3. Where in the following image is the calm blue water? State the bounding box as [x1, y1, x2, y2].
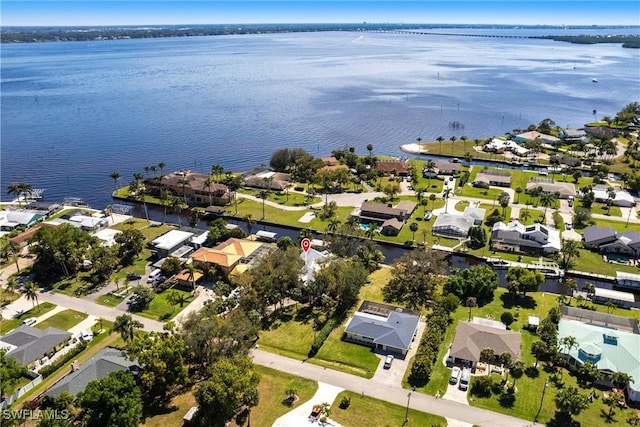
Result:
[2, 29, 639, 208]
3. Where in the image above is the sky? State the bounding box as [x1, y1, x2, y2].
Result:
[2, 1, 639, 27]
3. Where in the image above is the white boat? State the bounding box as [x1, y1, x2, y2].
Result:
[592, 78, 598, 83]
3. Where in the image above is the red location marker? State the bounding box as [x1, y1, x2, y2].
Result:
[301, 238, 311, 253]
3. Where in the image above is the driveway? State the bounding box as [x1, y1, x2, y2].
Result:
[272, 382, 345, 427]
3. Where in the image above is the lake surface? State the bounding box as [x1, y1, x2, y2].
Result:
[2, 28, 639, 208]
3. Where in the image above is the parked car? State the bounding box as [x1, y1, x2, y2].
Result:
[383, 355, 394, 369]
[126, 273, 142, 281]
[424, 211, 433, 220]
[22, 317, 37, 326]
[126, 295, 139, 304]
[449, 366, 461, 385]
[459, 368, 471, 391]
[566, 223, 573, 230]
[79, 330, 93, 342]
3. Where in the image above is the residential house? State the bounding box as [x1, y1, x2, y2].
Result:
[526, 180, 576, 199]
[432, 206, 486, 239]
[592, 185, 635, 207]
[558, 317, 640, 402]
[374, 160, 410, 176]
[44, 347, 141, 399]
[491, 220, 561, 254]
[449, 319, 521, 370]
[145, 170, 231, 206]
[474, 170, 512, 187]
[0, 325, 71, 369]
[617, 271, 640, 291]
[0, 211, 45, 231]
[583, 226, 617, 249]
[435, 162, 462, 176]
[380, 218, 404, 236]
[549, 154, 581, 167]
[483, 138, 529, 157]
[344, 301, 420, 356]
[558, 128, 587, 143]
[319, 157, 349, 173]
[515, 131, 560, 145]
[358, 201, 416, 225]
[149, 230, 194, 259]
[191, 238, 268, 276]
[300, 248, 329, 284]
[242, 170, 291, 191]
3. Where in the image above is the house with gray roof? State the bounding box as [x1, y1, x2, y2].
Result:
[0, 325, 71, 369]
[559, 318, 640, 402]
[474, 171, 512, 187]
[44, 347, 140, 399]
[344, 301, 420, 356]
[449, 321, 521, 370]
[526, 181, 576, 199]
[432, 206, 486, 238]
[583, 226, 617, 249]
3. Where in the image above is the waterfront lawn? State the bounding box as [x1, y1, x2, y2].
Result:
[237, 187, 321, 207]
[137, 288, 194, 321]
[331, 391, 447, 427]
[34, 309, 87, 331]
[0, 302, 57, 334]
[374, 198, 445, 246]
[572, 248, 640, 277]
[358, 268, 392, 304]
[588, 217, 640, 233]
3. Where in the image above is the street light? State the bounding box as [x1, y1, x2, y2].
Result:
[534, 380, 549, 422]
[404, 389, 414, 425]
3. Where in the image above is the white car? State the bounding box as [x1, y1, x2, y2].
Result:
[449, 366, 461, 385]
[80, 330, 93, 342]
[383, 355, 394, 369]
[566, 223, 573, 230]
[22, 317, 37, 326]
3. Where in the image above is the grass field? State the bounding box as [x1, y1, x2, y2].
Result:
[331, 391, 447, 427]
[34, 309, 88, 331]
[0, 302, 57, 334]
[136, 288, 194, 321]
[95, 293, 125, 307]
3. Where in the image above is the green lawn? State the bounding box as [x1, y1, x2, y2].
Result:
[588, 217, 640, 233]
[237, 187, 321, 207]
[331, 391, 447, 427]
[136, 288, 194, 321]
[35, 309, 88, 331]
[0, 302, 57, 334]
[571, 248, 640, 277]
[0, 287, 20, 307]
[259, 307, 317, 360]
[95, 293, 125, 307]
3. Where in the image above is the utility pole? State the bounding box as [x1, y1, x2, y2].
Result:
[534, 381, 549, 423]
[404, 389, 413, 425]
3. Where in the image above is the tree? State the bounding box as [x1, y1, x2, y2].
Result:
[311, 258, 368, 315]
[382, 249, 447, 310]
[170, 196, 186, 227]
[515, 186, 523, 203]
[159, 189, 171, 224]
[573, 206, 592, 228]
[194, 356, 260, 427]
[109, 171, 121, 192]
[76, 370, 142, 427]
[611, 371, 633, 390]
[424, 160, 436, 188]
[29, 223, 95, 280]
[584, 282, 596, 298]
[443, 188, 452, 213]
[509, 360, 525, 389]
[23, 281, 39, 310]
[560, 239, 581, 272]
[443, 265, 498, 306]
[450, 135, 457, 155]
[355, 241, 385, 272]
[480, 348, 495, 370]
[112, 314, 143, 344]
[540, 192, 556, 217]
[383, 182, 401, 201]
[129, 330, 188, 404]
[2, 239, 22, 273]
[115, 228, 145, 266]
[467, 226, 487, 249]
[130, 286, 155, 311]
[244, 213, 256, 236]
[366, 144, 373, 157]
[257, 189, 269, 219]
[178, 178, 190, 204]
[560, 335, 578, 367]
[565, 278, 578, 305]
[554, 386, 590, 418]
[436, 136, 444, 154]
[505, 266, 544, 298]
[501, 311, 514, 327]
[161, 256, 182, 278]
[1, 348, 28, 398]
[409, 222, 419, 241]
[498, 192, 510, 217]
[89, 244, 119, 285]
[531, 340, 548, 367]
[204, 175, 216, 206]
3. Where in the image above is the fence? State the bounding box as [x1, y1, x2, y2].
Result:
[0, 371, 43, 410]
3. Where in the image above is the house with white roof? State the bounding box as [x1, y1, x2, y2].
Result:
[149, 230, 194, 258]
[432, 206, 486, 239]
[300, 248, 329, 284]
[592, 185, 635, 207]
[559, 318, 640, 402]
[483, 138, 530, 157]
[491, 220, 561, 254]
[0, 211, 45, 231]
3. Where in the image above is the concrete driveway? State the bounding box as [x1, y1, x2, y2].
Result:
[272, 382, 344, 427]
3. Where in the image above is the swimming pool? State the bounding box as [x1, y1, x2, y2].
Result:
[359, 223, 372, 231]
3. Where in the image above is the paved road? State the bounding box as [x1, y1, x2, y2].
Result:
[251, 350, 532, 427]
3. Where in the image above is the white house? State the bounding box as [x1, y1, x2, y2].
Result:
[491, 220, 561, 254]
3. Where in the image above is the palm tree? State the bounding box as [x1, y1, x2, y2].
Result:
[23, 281, 39, 310]
[326, 217, 340, 233]
[429, 193, 436, 210]
[366, 144, 373, 157]
[112, 314, 143, 344]
[480, 348, 495, 372]
[436, 136, 444, 154]
[109, 172, 121, 193]
[515, 186, 523, 204]
[560, 336, 578, 367]
[157, 162, 166, 172]
[170, 196, 186, 227]
[450, 135, 457, 155]
[610, 371, 633, 390]
[420, 198, 429, 216]
[424, 160, 436, 189]
[561, 239, 580, 272]
[204, 175, 215, 206]
[365, 225, 376, 240]
[178, 178, 191, 204]
[257, 190, 269, 219]
[443, 188, 452, 213]
[5, 240, 22, 273]
[159, 189, 171, 224]
[7, 182, 30, 206]
[244, 214, 256, 236]
[185, 263, 199, 292]
[540, 192, 555, 217]
[409, 222, 419, 241]
[509, 360, 526, 390]
[566, 278, 578, 305]
[584, 282, 596, 298]
[211, 164, 224, 181]
[136, 185, 149, 222]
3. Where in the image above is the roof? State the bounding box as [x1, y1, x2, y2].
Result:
[583, 226, 617, 244]
[475, 171, 512, 185]
[215, 238, 263, 258]
[1, 325, 71, 366]
[449, 321, 521, 363]
[433, 214, 474, 233]
[515, 131, 560, 143]
[45, 347, 140, 398]
[374, 161, 410, 174]
[435, 162, 462, 172]
[150, 171, 229, 194]
[593, 287, 635, 303]
[381, 218, 403, 230]
[300, 248, 329, 283]
[526, 181, 576, 197]
[191, 247, 242, 268]
[360, 202, 403, 217]
[558, 319, 639, 393]
[345, 310, 420, 352]
[151, 230, 194, 250]
[0, 211, 44, 226]
[463, 206, 486, 222]
[395, 200, 417, 214]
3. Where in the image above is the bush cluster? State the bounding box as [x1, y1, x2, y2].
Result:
[39, 341, 88, 378]
[308, 317, 339, 357]
[408, 302, 452, 386]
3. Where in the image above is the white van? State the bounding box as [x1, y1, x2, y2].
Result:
[459, 368, 471, 391]
[147, 268, 162, 283]
[23, 317, 37, 326]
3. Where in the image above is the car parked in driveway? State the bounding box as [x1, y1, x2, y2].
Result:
[22, 317, 37, 326]
[383, 355, 394, 369]
[449, 366, 461, 385]
[126, 273, 142, 281]
[459, 368, 471, 391]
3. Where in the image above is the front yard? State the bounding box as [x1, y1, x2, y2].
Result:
[34, 309, 88, 331]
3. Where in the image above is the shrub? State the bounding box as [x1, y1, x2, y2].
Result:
[39, 341, 88, 378]
[308, 317, 339, 357]
[339, 395, 351, 409]
[470, 376, 493, 397]
[500, 311, 514, 327]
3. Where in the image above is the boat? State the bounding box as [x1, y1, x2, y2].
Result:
[592, 78, 598, 83]
[487, 258, 510, 269]
[537, 268, 564, 279]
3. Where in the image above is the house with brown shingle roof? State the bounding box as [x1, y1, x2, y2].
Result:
[190, 238, 267, 276]
[449, 320, 521, 369]
[374, 160, 410, 176]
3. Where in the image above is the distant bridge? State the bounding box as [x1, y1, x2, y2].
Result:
[354, 29, 532, 40]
